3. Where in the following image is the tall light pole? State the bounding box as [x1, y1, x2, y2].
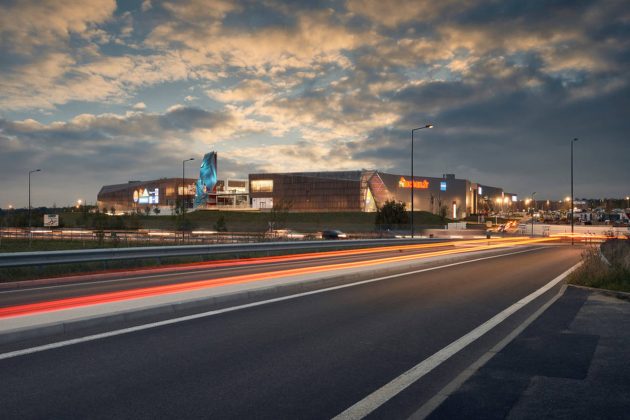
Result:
[626, 196, 629, 209]
[531, 192, 536, 237]
[28, 169, 41, 247]
[571, 138, 577, 245]
[182, 158, 194, 242]
[410, 124, 434, 238]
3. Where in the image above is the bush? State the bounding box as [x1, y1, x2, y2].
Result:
[569, 239, 630, 292]
[375, 200, 409, 229]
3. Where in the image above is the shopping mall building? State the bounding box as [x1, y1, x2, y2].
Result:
[96, 152, 516, 218]
[97, 177, 248, 214]
[249, 170, 515, 219]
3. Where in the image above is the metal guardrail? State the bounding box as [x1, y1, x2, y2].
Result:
[0, 239, 446, 268]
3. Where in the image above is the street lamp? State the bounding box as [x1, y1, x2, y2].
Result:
[28, 169, 41, 247]
[181, 158, 194, 242]
[410, 124, 434, 238]
[626, 196, 629, 209]
[531, 192, 536, 237]
[571, 138, 578, 245]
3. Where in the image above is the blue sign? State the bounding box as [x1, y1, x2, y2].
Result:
[440, 181, 447, 191]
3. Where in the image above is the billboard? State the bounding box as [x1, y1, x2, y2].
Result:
[44, 214, 59, 227]
[133, 187, 159, 204]
[195, 151, 218, 207]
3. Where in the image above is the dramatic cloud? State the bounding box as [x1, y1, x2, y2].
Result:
[1, 0, 629, 207]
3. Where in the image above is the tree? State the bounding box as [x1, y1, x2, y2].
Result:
[153, 207, 161, 216]
[143, 206, 151, 216]
[375, 200, 408, 229]
[214, 215, 228, 232]
[269, 199, 293, 229]
[110, 206, 115, 215]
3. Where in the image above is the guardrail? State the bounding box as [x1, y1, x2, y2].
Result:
[0, 238, 447, 268]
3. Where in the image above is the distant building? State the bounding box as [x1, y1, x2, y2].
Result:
[97, 178, 196, 214]
[249, 170, 512, 218]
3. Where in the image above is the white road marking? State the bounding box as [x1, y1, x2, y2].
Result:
[0, 247, 541, 361]
[409, 284, 570, 419]
[332, 260, 582, 420]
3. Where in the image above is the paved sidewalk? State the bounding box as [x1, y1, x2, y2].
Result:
[427, 286, 630, 419]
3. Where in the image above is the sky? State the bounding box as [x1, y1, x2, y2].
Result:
[1, 0, 629, 208]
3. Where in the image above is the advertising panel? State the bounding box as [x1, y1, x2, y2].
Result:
[43, 214, 59, 227]
[133, 187, 159, 204]
[195, 151, 218, 207]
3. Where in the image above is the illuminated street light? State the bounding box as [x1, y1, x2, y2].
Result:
[531, 192, 536, 237]
[410, 124, 433, 238]
[181, 158, 195, 242]
[570, 138, 578, 245]
[626, 196, 629, 208]
[28, 169, 42, 248]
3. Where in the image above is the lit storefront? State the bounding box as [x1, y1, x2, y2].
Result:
[249, 171, 512, 218]
[97, 178, 197, 214]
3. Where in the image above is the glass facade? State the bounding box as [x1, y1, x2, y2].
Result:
[249, 171, 506, 218]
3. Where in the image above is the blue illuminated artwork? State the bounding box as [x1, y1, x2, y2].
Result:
[440, 181, 447, 191]
[194, 152, 218, 207]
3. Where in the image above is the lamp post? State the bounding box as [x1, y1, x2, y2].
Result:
[626, 196, 629, 209]
[28, 169, 41, 248]
[181, 158, 194, 242]
[531, 192, 536, 237]
[571, 138, 577, 245]
[410, 124, 433, 238]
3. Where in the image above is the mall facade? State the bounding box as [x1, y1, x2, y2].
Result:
[249, 170, 515, 219]
[97, 177, 248, 214]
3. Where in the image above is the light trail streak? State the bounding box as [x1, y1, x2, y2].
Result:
[36, 237, 543, 281]
[0, 237, 557, 319]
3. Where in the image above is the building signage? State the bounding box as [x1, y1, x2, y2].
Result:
[478, 186, 483, 195]
[43, 214, 59, 227]
[440, 181, 447, 191]
[398, 177, 429, 189]
[133, 188, 159, 204]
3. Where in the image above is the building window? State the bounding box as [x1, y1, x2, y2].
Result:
[251, 179, 273, 193]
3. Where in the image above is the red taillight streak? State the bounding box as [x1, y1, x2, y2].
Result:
[0, 237, 557, 319]
[58, 237, 530, 280]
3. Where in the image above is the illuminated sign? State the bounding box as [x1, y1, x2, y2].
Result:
[440, 181, 447, 191]
[136, 188, 159, 204]
[512, 195, 518, 202]
[398, 177, 429, 189]
[478, 186, 483, 195]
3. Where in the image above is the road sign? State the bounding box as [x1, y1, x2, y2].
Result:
[43, 214, 59, 227]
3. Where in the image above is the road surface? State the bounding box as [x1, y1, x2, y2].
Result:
[0, 244, 581, 419]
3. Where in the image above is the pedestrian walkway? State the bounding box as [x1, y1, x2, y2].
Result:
[426, 286, 630, 419]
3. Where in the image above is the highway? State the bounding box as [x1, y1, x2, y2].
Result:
[0, 238, 535, 310]
[0, 244, 581, 419]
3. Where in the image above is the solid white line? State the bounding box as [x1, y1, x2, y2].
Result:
[409, 283, 570, 419]
[0, 247, 540, 361]
[331, 260, 582, 420]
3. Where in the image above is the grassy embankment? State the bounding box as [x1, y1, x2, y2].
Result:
[568, 239, 630, 293]
[58, 210, 446, 232]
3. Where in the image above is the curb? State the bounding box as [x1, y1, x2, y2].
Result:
[0, 247, 538, 346]
[567, 284, 630, 301]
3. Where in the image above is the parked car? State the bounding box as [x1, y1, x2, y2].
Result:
[322, 229, 347, 239]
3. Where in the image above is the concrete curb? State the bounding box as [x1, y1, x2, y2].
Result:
[567, 284, 630, 301]
[0, 247, 538, 346]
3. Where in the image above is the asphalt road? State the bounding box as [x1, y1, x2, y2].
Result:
[0, 241, 460, 307]
[0, 245, 581, 419]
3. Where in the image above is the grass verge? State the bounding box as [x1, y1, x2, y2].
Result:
[568, 239, 630, 293]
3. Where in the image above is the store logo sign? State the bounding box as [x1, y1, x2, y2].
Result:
[398, 177, 429, 189]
